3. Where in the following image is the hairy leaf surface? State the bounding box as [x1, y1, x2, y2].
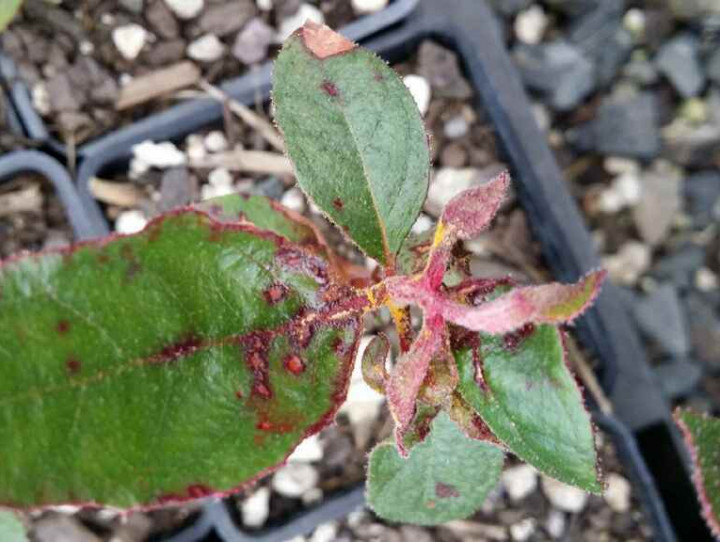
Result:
[0, 210, 361, 508]
[273, 22, 430, 265]
[368, 413, 504, 525]
[455, 325, 600, 492]
[675, 409, 720, 538]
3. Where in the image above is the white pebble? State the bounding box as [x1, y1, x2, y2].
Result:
[281, 188, 306, 213]
[241, 487, 270, 528]
[164, 0, 204, 19]
[187, 34, 225, 63]
[532, 102, 551, 132]
[204, 130, 229, 153]
[79, 40, 95, 55]
[695, 267, 719, 292]
[256, 0, 273, 10]
[515, 5, 547, 45]
[288, 435, 323, 463]
[201, 183, 234, 200]
[32, 83, 50, 116]
[623, 8, 645, 41]
[510, 518, 536, 542]
[615, 172, 642, 205]
[403, 75, 431, 116]
[311, 522, 338, 542]
[351, 0, 388, 14]
[502, 464, 538, 502]
[208, 167, 233, 187]
[185, 134, 207, 161]
[545, 509, 566, 538]
[604, 473, 631, 513]
[112, 24, 148, 60]
[133, 140, 186, 169]
[602, 241, 651, 286]
[604, 156, 640, 175]
[444, 115, 469, 139]
[278, 4, 324, 41]
[272, 463, 319, 498]
[541, 476, 588, 513]
[115, 210, 148, 234]
[411, 214, 433, 234]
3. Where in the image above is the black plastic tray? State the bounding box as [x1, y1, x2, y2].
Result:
[0, 150, 98, 240]
[0, 0, 419, 165]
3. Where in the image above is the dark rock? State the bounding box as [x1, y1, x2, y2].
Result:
[67, 57, 119, 105]
[46, 72, 81, 112]
[544, 0, 598, 16]
[487, 0, 531, 17]
[644, 8, 676, 51]
[567, 0, 624, 51]
[633, 283, 690, 356]
[655, 34, 706, 98]
[568, 92, 660, 159]
[663, 122, 720, 168]
[159, 168, 193, 211]
[651, 244, 706, 290]
[199, 1, 256, 37]
[416, 41, 473, 100]
[145, 39, 186, 66]
[685, 293, 720, 371]
[275, 0, 302, 19]
[146, 0, 180, 40]
[684, 171, 720, 228]
[513, 40, 595, 111]
[654, 358, 703, 399]
[257, 177, 284, 200]
[57, 111, 94, 134]
[232, 18, 275, 65]
[706, 48, 720, 86]
[593, 28, 633, 87]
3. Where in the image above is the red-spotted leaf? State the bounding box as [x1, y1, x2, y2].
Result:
[361, 333, 390, 395]
[675, 409, 720, 538]
[367, 412, 505, 525]
[0, 210, 362, 509]
[455, 324, 600, 493]
[273, 22, 430, 266]
[439, 270, 606, 334]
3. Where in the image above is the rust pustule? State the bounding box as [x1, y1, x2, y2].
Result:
[435, 482, 460, 499]
[299, 21, 356, 59]
[322, 80, 339, 97]
[263, 283, 289, 305]
[146, 334, 203, 365]
[235, 389, 244, 400]
[284, 354, 305, 375]
[65, 358, 82, 374]
[332, 197, 344, 210]
[56, 320, 71, 335]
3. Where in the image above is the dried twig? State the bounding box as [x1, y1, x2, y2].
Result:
[116, 62, 202, 110]
[89, 178, 146, 207]
[189, 149, 292, 176]
[0, 184, 43, 217]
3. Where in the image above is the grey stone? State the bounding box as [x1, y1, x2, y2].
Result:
[159, 168, 193, 211]
[685, 293, 720, 370]
[46, 73, 80, 112]
[257, 177, 285, 200]
[707, 48, 720, 85]
[654, 359, 703, 399]
[146, 0, 180, 40]
[487, 0, 531, 17]
[684, 171, 720, 228]
[569, 92, 660, 158]
[664, 122, 720, 168]
[669, 0, 720, 21]
[145, 39, 186, 65]
[232, 18, 275, 65]
[120, 0, 144, 12]
[633, 284, 690, 356]
[622, 56, 660, 85]
[567, 0, 624, 52]
[416, 41, 473, 100]
[593, 28, 633, 87]
[632, 166, 682, 246]
[199, 1, 256, 37]
[655, 34, 706, 98]
[652, 244, 706, 290]
[513, 40, 595, 111]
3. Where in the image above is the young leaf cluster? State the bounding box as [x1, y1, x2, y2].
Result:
[0, 22, 605, 526]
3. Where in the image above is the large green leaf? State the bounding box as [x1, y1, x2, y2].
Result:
[455, 325, 600, 492]
[675, 409, 720, 538]
[0, 210, 361, 508]
[273, 22, 430, 265]
[0, 0, 22, 32]
[0, 511, 27, 542]
[367, 412, 504, 525]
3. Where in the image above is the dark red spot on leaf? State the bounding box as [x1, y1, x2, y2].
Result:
[235, 389, 244, 399]
[284, 354, 305, 375]
[253, 382, 272, 399]
[146, 334, 203, 365]
[374, 72, 384, 81]
[56, 320, 71, 335]
[263, 283, 289, 305]
[503, 323, 536, 351]
[321, 80, 338, 97]
[332, 197, 344, 211]
[257, 420, 272, 431]
[435, 482, 460, 499]
[186, 484, 213, 498]
[66, 358, 82, 374]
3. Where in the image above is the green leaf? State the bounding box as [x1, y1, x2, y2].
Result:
[0, 210, 361, 508]
[0, 511, 27, 542]
[0, 0, 22, 32]
[675, 409, 720, 538]
[367, 412, 504, 525]
[455, 324, 600, 493]
[273, 22, 430, 265]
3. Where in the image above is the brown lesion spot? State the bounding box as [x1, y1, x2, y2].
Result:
[435, 482, 460, 499]
[65, 357, 82, 375]
[321, 80, 339, 97]
[332, 197, 344, 210]
[299, 21, 356, 60]
[263, 283, 289, 305]
[56, 320, 71, 335]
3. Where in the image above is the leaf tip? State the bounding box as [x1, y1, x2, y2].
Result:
[296, 21, 357, 59]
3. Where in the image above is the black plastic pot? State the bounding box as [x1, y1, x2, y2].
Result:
[0, 0, 419, 165]
[0, 150, 98, 240]
[3, 0, 711, 540]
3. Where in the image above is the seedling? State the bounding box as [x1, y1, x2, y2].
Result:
[0, 23, 607, 525]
